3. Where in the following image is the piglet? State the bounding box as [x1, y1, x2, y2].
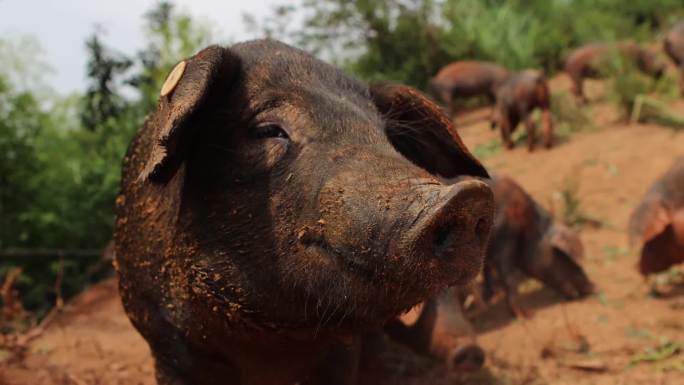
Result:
[484, 175, 594, 318]
[629, 157, 684, 276]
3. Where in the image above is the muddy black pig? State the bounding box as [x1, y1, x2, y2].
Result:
[629, 157, 684, 276]
[664, 21, 684, 96]
[564, 42, 666, 102]
[114, 39, 495, 385]
[484, 176, 594, 318]
[490, 70, 553, 151]
[431, 61, 510, 121]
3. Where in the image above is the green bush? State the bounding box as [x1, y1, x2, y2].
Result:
[550, 92, 594, 138]
[600, 48, 656, 116]
[255, 0, 684, 90]
[0, 2, 210, 324]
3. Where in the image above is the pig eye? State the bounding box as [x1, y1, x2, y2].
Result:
[254, 123, 290, 140]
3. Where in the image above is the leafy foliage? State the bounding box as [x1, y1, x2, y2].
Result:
[249, 0, 684, 90]
[0, 2, 209, 323]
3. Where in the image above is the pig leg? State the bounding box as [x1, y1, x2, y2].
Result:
[488, 231, 531, 318]
[438, 88, 456, 121]
[541, 108, 553, 149]
[490, 104, 502, 131]
[501, 271, 532, 319]
[524, 117, 537, 152]
[499, 113, 514, 149]
[569, 73, 586, 104]
[384, 298, 438, 355]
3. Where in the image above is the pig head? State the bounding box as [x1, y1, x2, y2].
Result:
[528, 222, 594, 300]
[630, 157, 684, 276]
[114, 40, 494, 385]
[485, 175, 593, 318]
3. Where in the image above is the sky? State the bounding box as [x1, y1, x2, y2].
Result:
[0, 0, 287, 94]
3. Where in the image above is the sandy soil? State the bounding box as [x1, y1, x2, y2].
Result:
[2, 79, 684, 385]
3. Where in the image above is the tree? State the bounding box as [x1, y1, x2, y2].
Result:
[0, 75, 45, 250]
[0, 2, 213, 320]
[130, 1, 212, 111]
[80, 32, 133, 132]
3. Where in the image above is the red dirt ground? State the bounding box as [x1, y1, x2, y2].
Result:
[2, 77, 684, 385]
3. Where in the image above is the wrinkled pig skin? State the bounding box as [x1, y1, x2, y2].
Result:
[564, 42, 666, 102]
[431, 61, 510, 120]
[490, 70, 553, 151]
[385, 293, 485, 372]
[484, 175, 594, 318]
[630, 157, 684, 276]
[664, 21, 684, 96]
[114, 39, 495, 385]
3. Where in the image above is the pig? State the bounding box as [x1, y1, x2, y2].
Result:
[431, 61, 510, 121]
[564, 42, 666, 102]
[114, 39, 495, 385]
[484, 175, 594, 318]
[490, 70, 553, 151]
[384, 293, 485, 372]
[629, 157, 684, 276]
[664, 21, 684, 96]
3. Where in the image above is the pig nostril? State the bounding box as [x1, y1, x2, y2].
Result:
[432, 216, 489, 260]
[432, 224, 457, 260]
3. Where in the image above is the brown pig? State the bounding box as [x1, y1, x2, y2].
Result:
[664, 21, 684, 96]
[114, 39, 495, 385]
[431, 61, 510, 120]
[564, 42, 666, 102]
[629, 157, 684, 276]
[385, 292, 485, 372]
[490, 70, 553, 151]
[484, 175, 594, 318]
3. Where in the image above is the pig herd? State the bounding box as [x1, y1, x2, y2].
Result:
[431, 23, 684, 152]
[113, 20, 684, 385]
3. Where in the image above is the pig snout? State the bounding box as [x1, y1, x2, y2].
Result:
[448, 342, 486, 372]
[404, 179, 494, 284]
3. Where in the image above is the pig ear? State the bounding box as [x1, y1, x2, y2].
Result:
[671, 209, 684, 246]
[139, 45, 238, 183]
[370, 83, 489, 179]
[640, 203, 672, 243]
[549, 226, 585, 261]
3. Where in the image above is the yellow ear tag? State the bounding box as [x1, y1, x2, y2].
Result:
[160, 60, 187, 97]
